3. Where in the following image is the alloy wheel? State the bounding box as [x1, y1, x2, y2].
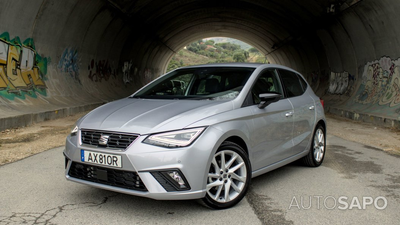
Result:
[313, 128, 325, 162]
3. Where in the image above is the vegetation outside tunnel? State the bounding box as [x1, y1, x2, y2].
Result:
[167, 38, 267, 72]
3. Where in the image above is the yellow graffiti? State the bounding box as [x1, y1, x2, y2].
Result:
[5, 45, 27, 89]
[0, 66, 11, 89]
[21, 47, 46, 88]
[0, 38, 46, 94]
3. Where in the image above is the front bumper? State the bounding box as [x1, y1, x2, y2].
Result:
[64, 127, 221, 200]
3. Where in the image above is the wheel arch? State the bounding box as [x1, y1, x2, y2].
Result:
[223, 136, 249, 156]
[200, 127, 251, 190]
[317, 119, 326, 134]
[202, 135, 252, 209]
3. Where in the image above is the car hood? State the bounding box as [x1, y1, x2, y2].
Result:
[79, 98, 233, 134]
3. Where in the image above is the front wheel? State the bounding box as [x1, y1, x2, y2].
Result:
[302, 124, 326, 167]
[202, 141, 251, 209]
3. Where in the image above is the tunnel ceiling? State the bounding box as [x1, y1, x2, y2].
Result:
[109, 0, 356, 54]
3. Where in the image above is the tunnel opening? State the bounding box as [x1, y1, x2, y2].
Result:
[165, 37, 265, 72]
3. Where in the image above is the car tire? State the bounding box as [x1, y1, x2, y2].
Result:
[302, 124, 326, 167]
[202, 141, 251, 209]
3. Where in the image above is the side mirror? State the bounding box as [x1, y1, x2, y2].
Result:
[258, 93, 281, 109]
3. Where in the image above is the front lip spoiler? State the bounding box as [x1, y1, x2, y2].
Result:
[65, 175, 206, 200]
[64, 152, 207, 200]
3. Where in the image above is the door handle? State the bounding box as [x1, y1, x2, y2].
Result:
[285, 112, 293, 117]
[309, 106, 315, 110]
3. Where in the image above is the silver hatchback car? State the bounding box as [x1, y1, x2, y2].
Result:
[64, 63, 326, 209]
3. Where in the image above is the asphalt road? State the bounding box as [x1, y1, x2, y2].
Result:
[0, 134, 399, 225]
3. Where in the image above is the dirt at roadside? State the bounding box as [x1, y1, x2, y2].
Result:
[0, 112, 399, 166]
[0, 112, 86, 165]
[326, 113, 400, 154]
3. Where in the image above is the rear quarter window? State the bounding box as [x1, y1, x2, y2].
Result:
[298, 74, 308, 92]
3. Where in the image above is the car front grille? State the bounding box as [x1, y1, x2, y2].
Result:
[68, 162, 147, 192]
[81, 129, 139, 150]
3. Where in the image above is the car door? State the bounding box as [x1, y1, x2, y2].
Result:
[278, 69, 316, 155]
[247, 69, 294, 171]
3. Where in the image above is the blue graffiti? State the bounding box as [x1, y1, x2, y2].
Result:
[58, 48, 81, 84]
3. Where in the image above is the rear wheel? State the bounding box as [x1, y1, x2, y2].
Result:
[202, 141, 251, 209]
[302, 124, 326, 167]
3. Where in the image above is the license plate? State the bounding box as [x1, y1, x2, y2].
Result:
[81, 150, 122, 168]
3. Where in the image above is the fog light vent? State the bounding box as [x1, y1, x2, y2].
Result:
[150, 170, 190, 192]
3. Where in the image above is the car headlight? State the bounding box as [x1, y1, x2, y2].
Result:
[143, 127, 206, 148]
[71, 125, 79, 136]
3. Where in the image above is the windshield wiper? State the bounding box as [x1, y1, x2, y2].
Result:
[186, 96, 214, 100]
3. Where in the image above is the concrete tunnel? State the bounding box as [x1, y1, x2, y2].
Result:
[1, 0, 400, 130]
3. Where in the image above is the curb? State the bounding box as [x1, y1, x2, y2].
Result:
[327, 106, 400, 130]
[0, 103, 104, 132]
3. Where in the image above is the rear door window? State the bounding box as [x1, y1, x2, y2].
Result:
[278, 69, 306, 98]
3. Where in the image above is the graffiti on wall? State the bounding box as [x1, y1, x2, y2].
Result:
[122, 60, 133, 85]
[0, 32, 49, 100]
[328, 71, 355, 95]
[58, 48, 81, 84]
[88, 59, 117, 82]
[355, 57, 400, 107]
[396, 108, 400, 114]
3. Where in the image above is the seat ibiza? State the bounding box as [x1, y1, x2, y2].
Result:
[64, 63, 326, 209]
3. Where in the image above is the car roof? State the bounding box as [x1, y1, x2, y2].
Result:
[182, 63, 263, 69]
[179, 63, 297, 72]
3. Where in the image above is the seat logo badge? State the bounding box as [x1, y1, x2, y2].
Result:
[99, 135, 110, 145]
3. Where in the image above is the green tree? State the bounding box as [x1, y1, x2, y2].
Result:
[205, 40, 215, 45]
[249, 47, 259, 53]
[216, 42, 241, 52]
[244, 51, 249, 59]
[169, 39, 259, 70]
[233, 53, 246, 62]
[167, 58, 181, 72]
[199, 44, 207, 50]
[187, 45, 199, 53]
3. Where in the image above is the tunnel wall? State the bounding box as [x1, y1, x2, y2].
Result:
[0, 0, 139, 130]
[267, 0, 400, 126]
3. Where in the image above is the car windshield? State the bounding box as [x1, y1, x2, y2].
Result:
[132, 67, 255, 100]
